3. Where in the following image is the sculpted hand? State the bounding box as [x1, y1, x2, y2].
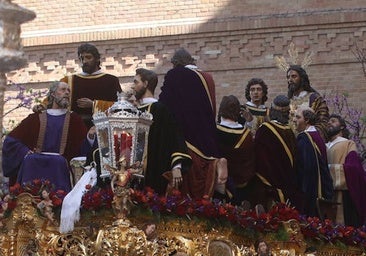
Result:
[77, 98, 93, 108]
[240, 107, 253, 122]
[32, 104, 46, 113]
[87, 126, 96, 140]
[171, 168, 182, 188]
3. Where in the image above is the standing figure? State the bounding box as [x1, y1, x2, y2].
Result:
[159, 48, 227, 198]
[255, 95, 301, 210]
[216, 95, 255, 204]
[326, 114, 366, 226]
[133, 68, 191, 195]
[239, 78, 269, 136]
[34, 43, 121, 128]
[108, 157, 141, 219]
[2, 81, 87, 192]
[293, 107, 333, 217]
[287, 65, 329, 140]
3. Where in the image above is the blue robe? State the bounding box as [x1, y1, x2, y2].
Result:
[296, 130, 334, 216]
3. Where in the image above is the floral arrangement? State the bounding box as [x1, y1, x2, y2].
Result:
[2, 180, 366, 249]
[301, 216, 366, 247]
[1, 179, 67, 218]
[81, 184, 114, 211]
[131, 187, 366, 248]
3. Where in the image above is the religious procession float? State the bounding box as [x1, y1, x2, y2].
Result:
[0, 95, 365, 256]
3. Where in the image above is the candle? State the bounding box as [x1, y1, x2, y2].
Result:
[113, 134, 120, 164]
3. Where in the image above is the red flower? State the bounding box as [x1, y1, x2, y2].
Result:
[9, 183, 21, 194]
[85, 184, 92, 190]
[52, 197, 62, 207]
[7, 200, 17, 210]
[218, 206, 227, 216]
[33, 179, 41, 185]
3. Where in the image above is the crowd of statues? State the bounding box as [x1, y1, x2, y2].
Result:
[2, 43, 366, 236]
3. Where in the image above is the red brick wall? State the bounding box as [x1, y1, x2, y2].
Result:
[5, 0, 366, 131]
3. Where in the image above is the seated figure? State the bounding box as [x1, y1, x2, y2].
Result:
[2, 81, 88, 192]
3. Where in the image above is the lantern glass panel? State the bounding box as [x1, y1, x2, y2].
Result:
[135, 127, 147, 168]
[98, 127, 110, 166]
[112, 127, 133, 168]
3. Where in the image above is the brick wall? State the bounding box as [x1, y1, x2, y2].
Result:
[5, 0, 366, 131]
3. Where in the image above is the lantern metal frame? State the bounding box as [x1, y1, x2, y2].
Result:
[92, 93, 153, 178]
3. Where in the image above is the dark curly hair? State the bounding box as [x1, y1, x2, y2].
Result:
[245, 78, 268, 104]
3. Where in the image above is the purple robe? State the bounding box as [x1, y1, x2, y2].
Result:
[344, 151, 366, 225]
[159, 66, 220, 158]
[2, 112, 87, 192]
[159, 65, 221, 198]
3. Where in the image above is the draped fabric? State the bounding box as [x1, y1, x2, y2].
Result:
[61, 73, 121, 128]
[255, 121, 302, 208]
[159, 66, 220, 159]
[138, 101, 191, 195]
[159, 66, 222, 198]
[2, 112, 87, 192]
[327, 138, 366, 226]
[216, 124, 255, 204]
[296, 131, 333, 216]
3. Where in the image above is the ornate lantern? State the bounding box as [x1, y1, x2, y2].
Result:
[93, 92, 153, 178]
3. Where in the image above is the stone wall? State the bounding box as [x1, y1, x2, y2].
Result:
[4, 0, 366, 130]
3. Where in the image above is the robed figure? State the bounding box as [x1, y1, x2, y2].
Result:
[159, 48, 225, 198]
[138, 99, 191, 195]
[297, 130, 334, 216]
[2, 82, 87, 192]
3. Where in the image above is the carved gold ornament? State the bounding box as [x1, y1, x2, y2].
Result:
[274, 42, 314, 71]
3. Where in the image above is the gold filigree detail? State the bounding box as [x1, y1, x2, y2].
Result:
[274, 42, 314, 71]
[0, 193, 364, 255]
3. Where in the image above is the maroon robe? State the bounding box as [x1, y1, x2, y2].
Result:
[255, 121, 301, 208]
[61, 73, 121, 127]
[216, 124, 255, 204]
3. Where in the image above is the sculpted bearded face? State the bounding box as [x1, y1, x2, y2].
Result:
[79, 52, 100, 74]
[53, 82, 70, 109]
[287, 69, 302, 97]
[133, 74, 148, 100]
[327, 116, 343, 138]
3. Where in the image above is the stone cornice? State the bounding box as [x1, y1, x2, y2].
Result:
[21, 8, 366, 47]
